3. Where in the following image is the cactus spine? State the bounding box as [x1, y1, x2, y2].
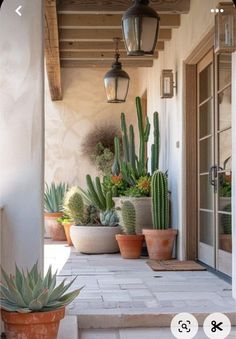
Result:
[151, 112, 160, 174]
[151, 171, 169, 230]
[121, 201, 136, 235]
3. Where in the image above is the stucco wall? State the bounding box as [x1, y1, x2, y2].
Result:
[0, 0, 44, 273]
[45, 67, 146, 188]
[142, 0, 230, 259]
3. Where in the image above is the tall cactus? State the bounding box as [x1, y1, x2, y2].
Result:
[151, 171, 169, 230]
[151, 112, 160, 174]
[136, 97, 150, 174]
[121, 201, 136, 235]
[121, 112, 130, 162]
[112, 136, 121, 176]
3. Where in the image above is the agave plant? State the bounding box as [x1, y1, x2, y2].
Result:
[44, 182, 68, 213]
[0, 263, 83, 313]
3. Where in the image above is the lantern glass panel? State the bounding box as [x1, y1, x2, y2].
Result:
[123, 16, 158, 55]
[104, 77, 129, 103]
[215, 6, 236, 53]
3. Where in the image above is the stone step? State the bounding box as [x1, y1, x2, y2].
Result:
[77, 311, 236, 329]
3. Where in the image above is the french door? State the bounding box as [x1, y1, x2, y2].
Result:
[197, 50, 232, 276]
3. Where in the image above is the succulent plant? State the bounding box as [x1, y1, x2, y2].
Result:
[0, 263, 83, 313]
[86, 175, 118, 226]
[44, 182, 68, 213]
[120, 201, 136, 235]
[151, 171, 169, 230]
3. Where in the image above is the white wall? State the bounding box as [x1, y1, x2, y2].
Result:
[45, 67, 146, 188]
[232, 52, 236, 299]
[0, 0, 44, 273]
[143, 0, 229, 259]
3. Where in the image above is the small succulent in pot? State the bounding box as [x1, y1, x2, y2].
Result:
[44, 182, 68, 213]
[120, 200, 136, 235]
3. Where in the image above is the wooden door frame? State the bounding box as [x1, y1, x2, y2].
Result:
[183, 28, 214, 259]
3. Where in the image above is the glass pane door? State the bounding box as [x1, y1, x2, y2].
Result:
[197, 50, 215, 267]
[216, 54, 232, 276]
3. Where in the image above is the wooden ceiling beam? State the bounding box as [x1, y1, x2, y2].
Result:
[59, 41, 164, 51]
[61, 60, 154, 68]
[57, 0, 190, 14]
[59, 28, 171, 41]
[60, 51, 158, 59]
[45, 0, 62, 101]
[58, 13, 180, 29]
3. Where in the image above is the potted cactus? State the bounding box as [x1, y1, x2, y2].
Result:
[116, 201, 144, 259]
[65, 178, 121, 254]
[44, 182, 68, 241]
[105, 97, 160, 234]
[143, 171, 177, 260]
[0, 263, 83, 339]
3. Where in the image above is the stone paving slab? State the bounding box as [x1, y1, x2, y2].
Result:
[45, 243, 236, 329]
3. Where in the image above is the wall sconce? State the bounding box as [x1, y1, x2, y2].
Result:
[214, 3, 236, 54]
[160, 70, 176, 99]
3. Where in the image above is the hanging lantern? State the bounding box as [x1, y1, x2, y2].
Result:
[214, 3, 236, 54]
[122, 0, 160, 56]
[104, 38, 130, 103]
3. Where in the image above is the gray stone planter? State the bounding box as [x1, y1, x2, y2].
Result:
[113, 197, 153, 234]
[70, 225, 121, 254]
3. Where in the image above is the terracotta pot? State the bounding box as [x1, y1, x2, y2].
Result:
[220, 234, 232, 253]
[44, 212, 66, 241]
[143, 229, 177, 260]
[63, 222, 73, 246]
[70, 225, 121, 254]
[1, 307, 65, 339]
[116, 234, 144, 259]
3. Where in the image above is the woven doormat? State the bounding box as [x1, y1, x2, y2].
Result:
[147, 260, 206, 271]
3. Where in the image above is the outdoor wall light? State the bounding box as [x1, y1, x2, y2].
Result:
[122, 0, 160, 56]
[160, 70, 177, 99]
[214, 3, 236, 54]
[104, 38, 130, 103]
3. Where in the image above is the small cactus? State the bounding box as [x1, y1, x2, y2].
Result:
[64, 187, 85, 225]
[120, 201, 136, 235]
[151, 170, 169, 230]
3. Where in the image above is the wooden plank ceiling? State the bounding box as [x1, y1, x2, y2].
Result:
[45, 0, 190, 100]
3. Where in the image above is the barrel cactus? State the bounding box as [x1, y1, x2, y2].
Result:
[0, 263, 83, 313]
[151, 171, 169, 230]
[120, 201, 136, 235]
[64, 187, 85, 224]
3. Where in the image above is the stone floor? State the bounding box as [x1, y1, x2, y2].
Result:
[45, 242, 236, 337]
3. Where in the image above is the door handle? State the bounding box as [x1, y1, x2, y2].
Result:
[209, 165, 217, 192]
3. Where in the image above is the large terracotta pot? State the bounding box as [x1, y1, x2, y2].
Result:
[113, 197, 152, 234]
[63, 222, 73, 246]
[44, 212, 66, 241]
[70, 225, 121, 254]
[143, 229, 177, 260]
[1, 307, 65, 339]
[116, 234, 144, 259]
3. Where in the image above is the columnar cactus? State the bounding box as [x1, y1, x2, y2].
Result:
[112, 136, 121, 176]
[121, 201, 136, 235]
[151, 171, 169, 230]
[151, 112, 160, 174]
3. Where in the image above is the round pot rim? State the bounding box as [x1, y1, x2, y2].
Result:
[1, 307, 65, 324]
[113, 196, 151, 201]
[44, 212, 63, 218]
[143, 228, 178, 235]
[116, 234, 144, 239]
[71, 225, 121, 230]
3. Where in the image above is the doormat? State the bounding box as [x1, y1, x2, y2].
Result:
[147, 260, 206, 271]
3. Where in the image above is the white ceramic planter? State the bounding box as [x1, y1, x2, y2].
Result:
[113, 197, 153, 234]
[70, 225, 121, 254]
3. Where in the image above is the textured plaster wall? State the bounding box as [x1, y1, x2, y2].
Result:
[45, 67, 146, 188]
[0, 0, 44, 273]
[141, 0, 230, 259]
